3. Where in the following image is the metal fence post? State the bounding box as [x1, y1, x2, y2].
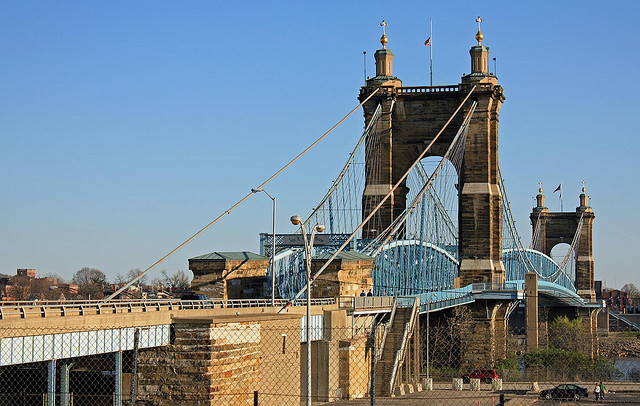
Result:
[48, 359, 56, 406]
[253, 390, 258, 406]
[115, 351, 123, 406]
[129, 328, 140, 406]
[60, 362, 70, 406]
[370, 320, 377, 406]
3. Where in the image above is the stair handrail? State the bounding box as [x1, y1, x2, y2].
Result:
[609, 310, 640, 331]
[377, 297, 398, 361]
[388, 297, 419, 395]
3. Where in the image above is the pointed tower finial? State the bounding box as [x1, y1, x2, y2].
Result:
[536, 181, 546, 208]
[475, 16, 484, 45]
[380, 20, 388, 49]
[579, 180, 589, 208]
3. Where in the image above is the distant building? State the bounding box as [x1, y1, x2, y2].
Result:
[17, 269, 36, 278]
[595, 280, 603, 300]
[602, 289, 629, 312]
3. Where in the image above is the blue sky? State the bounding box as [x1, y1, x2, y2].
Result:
[1, 1, 638, 289]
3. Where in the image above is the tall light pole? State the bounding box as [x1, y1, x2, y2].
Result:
[252, 188, 277, 306]
[290, 215, 324, 406]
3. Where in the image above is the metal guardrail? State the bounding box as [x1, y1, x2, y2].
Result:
[470, 282, 521, 292]
[339, 295, 414, 312]
[397, 85, 459, 93]
[609, 310, 640, 331]
[420, 293, 476, 314]
[389, 297, 419, 395]
[377, 298, 397, 361]
[0, 298, 337, 320]
[352, 295, 394, 310]
[1, 291, 510, 320]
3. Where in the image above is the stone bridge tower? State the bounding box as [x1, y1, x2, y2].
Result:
[359, 18, 506, 285]
[530, 185, 596, 300]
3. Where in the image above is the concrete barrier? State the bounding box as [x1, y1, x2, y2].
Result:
[452, 378, 463, 391]
[470, 378, 481, 391]
[422, 377, 433, 391]
[402, 383, 414, 394]
[491, 378, 502, 391]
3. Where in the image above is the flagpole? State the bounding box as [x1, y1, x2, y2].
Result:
[560, 183, 564, 212]
[429, 18, 433, 86]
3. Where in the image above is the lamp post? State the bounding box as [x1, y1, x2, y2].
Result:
[290, 215, 324, 406]
[252, 188, 277, 306]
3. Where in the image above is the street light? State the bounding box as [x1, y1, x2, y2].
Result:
[290, 214, 324, 406]
[252, 188, 277, 306]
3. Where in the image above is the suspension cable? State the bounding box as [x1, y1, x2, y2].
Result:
[105, 88, 381, 300]
[278, 85, 477, 312]
[365, 102, 476, 256]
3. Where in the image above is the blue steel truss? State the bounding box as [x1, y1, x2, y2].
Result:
[261, 101, 581, 301]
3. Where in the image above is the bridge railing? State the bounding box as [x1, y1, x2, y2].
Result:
[396, 85, 459, 94]
[339, 295, 413, 311]
[0, 298, 338, 320]
[361, 83, 497, 96]
[470, 282, 522, 292]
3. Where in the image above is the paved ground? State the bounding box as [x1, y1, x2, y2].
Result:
[321, 389, 640, 406]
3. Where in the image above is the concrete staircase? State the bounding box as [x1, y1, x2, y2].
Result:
[374, 299, 418, 396]
[609, 310, 640, 331]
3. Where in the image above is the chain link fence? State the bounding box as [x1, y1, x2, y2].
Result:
[1, 306, 639, 405]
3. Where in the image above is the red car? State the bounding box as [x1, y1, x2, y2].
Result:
[461, 369, 499, 384]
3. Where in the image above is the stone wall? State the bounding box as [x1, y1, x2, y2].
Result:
[338, 335, 370, 399]
[311, 255, 374, 298]
[226, 276, 268, 299]
[459, 301, 512, 370]
[189, 254, 269, 300]
[136, 314, 301, 406]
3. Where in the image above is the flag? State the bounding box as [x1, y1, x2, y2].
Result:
[424, 36, 431, 46]
[553, 184, 562, 193]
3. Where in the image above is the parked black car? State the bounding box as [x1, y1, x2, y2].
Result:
[540, 384, 589, 401]
[180, 293, 209, 301]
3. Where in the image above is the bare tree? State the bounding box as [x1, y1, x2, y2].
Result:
[43, 273, 65, 284]
[126, 268, 147, 286]
[9, 275, 32, 301]
[160, 270, 191, 290]
[72, 267, 106, 299]
[31, 278, 62, 300]
[621, 283, 640, 298]
[113, 273, 128, 286]
[149, 277, 165, 291]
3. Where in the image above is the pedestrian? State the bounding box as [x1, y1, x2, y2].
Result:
[594, 382, 600, 401]
[359, 290, 366, 297]
[599, 381, 606, 400]
[367, 289, 373, 296]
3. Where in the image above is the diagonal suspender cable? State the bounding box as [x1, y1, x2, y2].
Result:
[278, 85, 477, 313]
[105, 88, 381, 301]
[366, 102, 476, 256]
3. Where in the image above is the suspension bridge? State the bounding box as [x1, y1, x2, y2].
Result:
[253, 74, 594, 316]
[95, 20, 599, 316]
[0, 20, 607, 406]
